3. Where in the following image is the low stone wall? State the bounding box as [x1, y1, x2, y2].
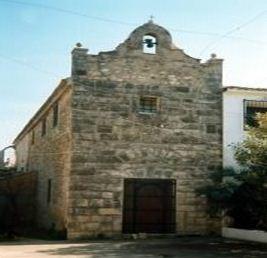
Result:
[222, 227, 267, 244]
[0, 170, 37, 234]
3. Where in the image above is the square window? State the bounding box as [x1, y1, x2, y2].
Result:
[244, 100, 267, 128]
[139, 97, 158, 114]
[206, 124, 216, 134]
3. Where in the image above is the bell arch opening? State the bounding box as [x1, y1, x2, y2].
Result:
[143, 34, 157, 54]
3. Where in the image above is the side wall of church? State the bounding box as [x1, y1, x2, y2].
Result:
[22, 84, 72, 232]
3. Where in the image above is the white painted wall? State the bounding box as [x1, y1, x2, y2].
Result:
[222, 227, 267, 243]
[223, 88, 267, 168]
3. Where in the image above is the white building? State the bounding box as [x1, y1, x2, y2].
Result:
[223, 86, 267, 168]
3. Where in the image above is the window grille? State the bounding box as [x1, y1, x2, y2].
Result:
[139, 97, 158, 113]
[244, 99, 267, 128]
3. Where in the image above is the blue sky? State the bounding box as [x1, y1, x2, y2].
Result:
[1, 0, 267, 149]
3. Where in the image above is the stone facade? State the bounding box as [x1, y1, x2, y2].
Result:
[68, 21, 223, 238]
[14, 21, 223, 239]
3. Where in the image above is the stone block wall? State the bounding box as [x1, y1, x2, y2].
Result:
[68, 22, 223, 238]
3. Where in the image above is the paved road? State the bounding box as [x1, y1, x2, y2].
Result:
[0, 237, 266, 258]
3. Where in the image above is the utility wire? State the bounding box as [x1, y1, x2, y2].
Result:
[0, 0, 220, 35]
[0, 53, 60, 78]
[0, 0, 222, 36]
[2, 0, 267, 45]
[199, 10, 267, 56]
[0, 0, 138, 26]
[1, 1, 267, 89]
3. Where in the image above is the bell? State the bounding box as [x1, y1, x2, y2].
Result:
[145, 38, 154, 48]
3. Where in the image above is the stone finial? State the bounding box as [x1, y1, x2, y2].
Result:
[207, 52, 223, 64]
[211, 53, 217, 59]
[71, 43, 88, 55]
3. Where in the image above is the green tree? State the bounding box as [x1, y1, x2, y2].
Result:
[197, 113, 267, 230]
[232, 113, 267, 230]
[196, 167, 240, 218]
[234, 113, 267, 169]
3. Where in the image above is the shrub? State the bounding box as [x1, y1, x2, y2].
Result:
[197, 113, 267, 230]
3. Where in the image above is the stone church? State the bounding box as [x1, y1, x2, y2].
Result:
[14, 20, 223, 239]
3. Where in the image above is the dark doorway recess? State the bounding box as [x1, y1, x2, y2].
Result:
[123, 178, 176, 233]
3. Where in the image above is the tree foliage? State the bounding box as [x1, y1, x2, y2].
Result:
[197, 113, 267, 230]
[196, 167, 240, 217]
[234, 113, 267, 168]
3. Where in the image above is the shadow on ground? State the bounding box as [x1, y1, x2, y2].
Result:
[38, 237, 267, 258]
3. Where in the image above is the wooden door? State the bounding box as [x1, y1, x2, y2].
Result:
[123, 179, 176, 233]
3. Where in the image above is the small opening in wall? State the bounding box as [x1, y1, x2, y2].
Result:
[75, 69, 87, 76]
[31, 130, 35, 145]
[143, 35, 157, 54]
[41, 118, 46, 137]
[47, 179, 52, 204]
[53, 102, 59, 127]
[206, 124, 216, 134]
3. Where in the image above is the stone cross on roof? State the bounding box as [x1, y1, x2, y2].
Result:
[149, 15, 154, 23]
